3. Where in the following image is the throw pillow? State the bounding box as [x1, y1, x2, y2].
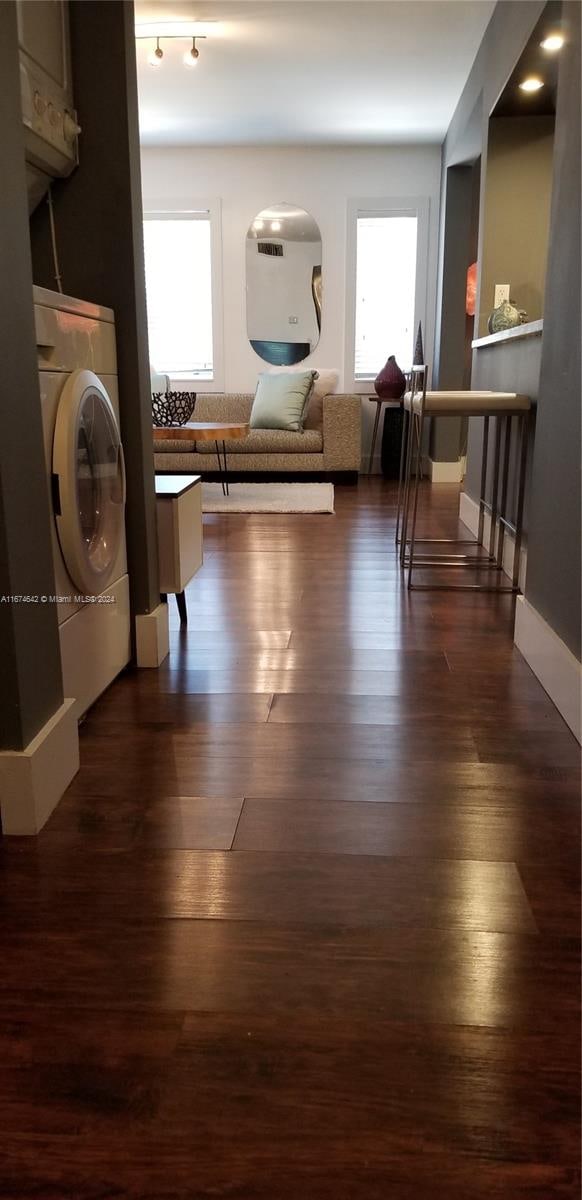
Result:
[250, 371, 318, 432]
[267, 366, 339, 428]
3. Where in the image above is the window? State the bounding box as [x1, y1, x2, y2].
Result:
[346, 198, 429, 389]
[143, 212, 215, 380]
[354, 216, 417, 378]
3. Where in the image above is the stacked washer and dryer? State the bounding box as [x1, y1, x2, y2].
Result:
[19, 3, 131, 719]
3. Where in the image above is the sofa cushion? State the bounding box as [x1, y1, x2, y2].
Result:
[250, 371, 317, 432]
[195, 428, 323, 454]
[195, 394, 253, 422]
[267, 366, 339, 429]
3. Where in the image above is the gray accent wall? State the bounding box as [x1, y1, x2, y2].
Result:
[523, 2, 581, 658]
[438, 0, 581, 661]
[29, 0, 160, 622]
[0, 2, 64, 752]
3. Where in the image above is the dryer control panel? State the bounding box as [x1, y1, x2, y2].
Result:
[17, 0, 80, 208]
[20, 58, 80, 174]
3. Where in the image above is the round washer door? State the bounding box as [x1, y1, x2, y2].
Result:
[53, 369, 126, 596]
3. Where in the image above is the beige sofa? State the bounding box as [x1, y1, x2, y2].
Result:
[153, 392, 362, 481]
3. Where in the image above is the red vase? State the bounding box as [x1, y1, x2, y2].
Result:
[374, 355, 406, 400]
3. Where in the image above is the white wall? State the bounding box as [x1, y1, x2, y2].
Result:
[141, 146, 442, 461]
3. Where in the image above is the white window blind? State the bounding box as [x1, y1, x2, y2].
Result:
[143, 216, 214, 378]
[354, 215, 418, 379]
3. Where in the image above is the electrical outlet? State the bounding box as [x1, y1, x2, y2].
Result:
[288, 316, 298, 324]
[494, 284, 510, 307]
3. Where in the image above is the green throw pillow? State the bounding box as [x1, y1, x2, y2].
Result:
[250, 371, 318, 432]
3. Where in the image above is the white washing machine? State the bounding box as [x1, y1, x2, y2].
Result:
[34, 285, 131, 718]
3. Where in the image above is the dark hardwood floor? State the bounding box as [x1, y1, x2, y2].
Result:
[1, 479, 580, 1199]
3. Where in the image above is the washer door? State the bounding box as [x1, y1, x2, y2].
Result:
[53, 369, 126, 595]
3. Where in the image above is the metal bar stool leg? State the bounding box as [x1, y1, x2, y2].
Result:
[400, 405, 416, 567]
[488, 417, 503, 560]
[368, 401, 382, 475]
[477, 416, 489, 546]
[407, 408, 425, 590]
[512, 414, 529, 591]
[496, 416, 512, 570]
[400, 368, 426, 567]
[395, 406, 410, 545]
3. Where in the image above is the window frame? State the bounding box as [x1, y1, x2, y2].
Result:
[344, 196, 430, 394]
[143, 198, 224, 391]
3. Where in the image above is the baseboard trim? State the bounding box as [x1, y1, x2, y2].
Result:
[422, 456, 465, 483]
[0, 699, 80, 834]
[135, 602, 170, 667]
[459, 490, 527, 591]
[514, 596, 582, 743]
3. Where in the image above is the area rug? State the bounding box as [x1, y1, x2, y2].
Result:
[202, 481, 334, 513]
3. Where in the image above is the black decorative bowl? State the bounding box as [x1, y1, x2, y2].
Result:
[152, 391, 197, 427]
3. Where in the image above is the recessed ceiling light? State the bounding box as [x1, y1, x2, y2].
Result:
[271, 221, 282, 232]
[540, 34, 564, 51]
[519, 77, 544, 92]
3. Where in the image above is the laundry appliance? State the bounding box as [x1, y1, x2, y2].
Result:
[17, 0, 80, 211]
[34, 286, 131, 718]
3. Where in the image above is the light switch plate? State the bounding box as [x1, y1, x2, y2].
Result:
[494, 283, 510, 307]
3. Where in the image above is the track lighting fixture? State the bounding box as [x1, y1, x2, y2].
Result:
[184, 38, 200, 67]
[147, 37, 164, 68]
[138, 30, 207, 70]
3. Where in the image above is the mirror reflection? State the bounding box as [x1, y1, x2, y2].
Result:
[246, 203, 322, 365]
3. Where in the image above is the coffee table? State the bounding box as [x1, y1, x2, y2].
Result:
[153, 422, 249, 496]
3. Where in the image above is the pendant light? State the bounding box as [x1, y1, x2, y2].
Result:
[184, 37, 200, 67]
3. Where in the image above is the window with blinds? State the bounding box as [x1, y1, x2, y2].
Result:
[143, 215, 214, 379]
[354, 214, 418, 379]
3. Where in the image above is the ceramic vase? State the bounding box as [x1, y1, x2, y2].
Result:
[374, 355, 406, 400]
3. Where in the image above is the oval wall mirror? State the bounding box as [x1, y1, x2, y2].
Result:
[246, 203, 322, 365]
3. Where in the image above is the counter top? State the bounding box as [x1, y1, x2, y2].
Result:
[473, 319, 543, 350]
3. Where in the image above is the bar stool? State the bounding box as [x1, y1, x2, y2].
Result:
[396, 365, 531, 592]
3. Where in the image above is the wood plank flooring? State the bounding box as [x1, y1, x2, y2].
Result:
[0, 479, 579, 1199]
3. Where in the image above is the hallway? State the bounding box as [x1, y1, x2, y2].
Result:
[0, 481, 579, 1198]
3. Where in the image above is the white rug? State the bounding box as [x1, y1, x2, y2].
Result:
[202, 481, 335, 513]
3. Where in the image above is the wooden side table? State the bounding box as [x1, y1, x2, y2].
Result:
[155, 474, 203, 625]
[367, 396, 403, 475]
[153, 422, 249, 496]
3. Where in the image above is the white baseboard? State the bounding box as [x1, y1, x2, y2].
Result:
[135, 602, 170, 667]
[422, 456, 465, 483]
[459, 490, 527, 592]
[514, 596, 582, 743]
[0, 699, 80, 834]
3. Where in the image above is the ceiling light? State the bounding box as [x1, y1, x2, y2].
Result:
[271, 220, 282, 232]
[184, 38, 199, 67]
[136, 22, 218, 39]
[519, 77, 544, 92]
[253, 219, 264, 231]
[540, 34, 564, 51]
[148, 38, 164, 67]
[139, 31, 207, 69]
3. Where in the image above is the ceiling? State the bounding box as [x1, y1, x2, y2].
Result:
[135, 0, 496, 147]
